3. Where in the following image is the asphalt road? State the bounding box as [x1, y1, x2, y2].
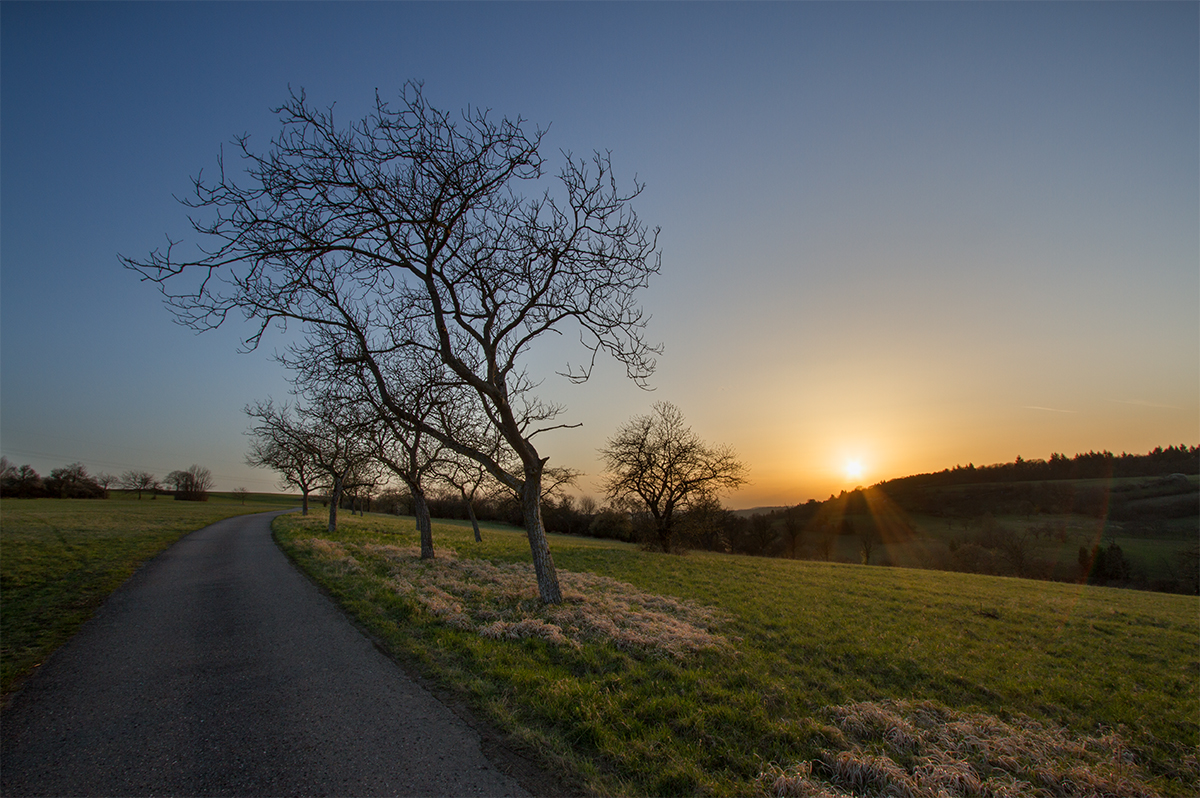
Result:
[1, 511, 540, 797]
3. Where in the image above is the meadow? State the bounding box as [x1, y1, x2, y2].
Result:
[274, 512, 1199, 797]
[0, 493, 298, 699]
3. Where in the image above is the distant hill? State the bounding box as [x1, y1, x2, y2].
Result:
[878, 445, 1198, 491]
[739, 447, 1198, 594]
[733, 506, 788, 518]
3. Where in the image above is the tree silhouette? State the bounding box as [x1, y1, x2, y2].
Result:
[600, 402, 747, 553]
[125, 83, 659, 604]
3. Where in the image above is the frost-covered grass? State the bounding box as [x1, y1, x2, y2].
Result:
[274, 513, 1199, 797]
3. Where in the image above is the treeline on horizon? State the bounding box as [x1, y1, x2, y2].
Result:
[0, 458, 217, 502]
[5, 446, 1196, 595]
[879, 445, 1198, 490]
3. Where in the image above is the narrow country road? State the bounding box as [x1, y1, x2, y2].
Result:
[1, 511, 538, 797]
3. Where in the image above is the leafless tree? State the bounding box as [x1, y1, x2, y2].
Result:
[599, 402, 747, 553]
[124, 84, 660, 604]
[245, 400, 323, 515]
[232, 487, 249, 505]
[815, 523, 838, 561]
[857, 521, 879, 565]
[367, 409, 448, 560]
[438, 451, 495, 543]
[164, 465, 214, 501]
[295, 399, 377, 535]
[999, 528, 1034, 578]
[744, 514, 777, 557]
[117, 470, 160, 500]
[95, 473, 118, 496]
[781, 510, 804, 559]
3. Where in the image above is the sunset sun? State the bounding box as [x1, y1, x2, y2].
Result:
[843, 459, 865, 482]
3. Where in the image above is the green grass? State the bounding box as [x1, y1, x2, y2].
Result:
[1, 493, 299, 698]
[827, 509, 1195, 585]
[274, 512, 1199, 797]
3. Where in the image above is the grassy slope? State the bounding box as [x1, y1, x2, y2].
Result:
[822, 508, 1194, 584]
[838, 474, 1198, 582]
[274, 513, 1199, 797]
[1, 494, 299, 698]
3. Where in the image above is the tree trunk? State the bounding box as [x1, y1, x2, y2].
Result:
[413, 489, 434, 559]
[653, 508, 673, 553]
[328, 476, 344, 535]
[462, 489, 482, 542]
[301, 489, 309, 516]
[520, 471, 562, 604]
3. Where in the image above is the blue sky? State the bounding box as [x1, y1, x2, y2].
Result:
[3, 2, 1197, 506]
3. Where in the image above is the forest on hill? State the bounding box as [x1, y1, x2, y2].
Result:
[739, 446, 1199, 595]
[879, 445, 1198, 489]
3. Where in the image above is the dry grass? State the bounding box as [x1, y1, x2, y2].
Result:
[759, 699, 1170, 798]
[293, 537, 729, 658]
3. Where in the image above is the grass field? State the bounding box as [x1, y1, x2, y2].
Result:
[274, 513, 1199, 797]
[808, 507, 1195, 588]
[1, 493, 299, 699]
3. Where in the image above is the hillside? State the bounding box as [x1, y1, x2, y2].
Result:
[721, 448, 1198, 595]
[274, 512, 1200, 797]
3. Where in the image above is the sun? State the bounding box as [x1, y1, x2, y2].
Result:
[843, 459, 865, 481]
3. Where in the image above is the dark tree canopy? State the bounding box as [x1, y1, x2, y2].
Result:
[125, 83, 661, 604]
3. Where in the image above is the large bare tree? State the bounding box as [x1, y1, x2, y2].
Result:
[124, 83, 660, 603]
[600, 402, 747, 553]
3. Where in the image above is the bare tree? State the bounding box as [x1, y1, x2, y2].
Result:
[164, 465, 214, 501]
[743, 514, 777, 557]
[232, 487, 249, 505]
[124, 83, 660, 604]
[439, 451, 495, 543]
[599, 402, 747, 553]
[296, 399, 376, 535]
[95, 472, 118, 496]
[368, 410, 447, 560]
[245, 400, 323, 515]
[999, 528, 1033, 578]
[815, 523, 838, 561]
[119, 470, 159, 500]
[781, 510, 804, 559]
[857, 521, 879, 565]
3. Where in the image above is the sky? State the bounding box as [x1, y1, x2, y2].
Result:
[2, 2, 1197, 509]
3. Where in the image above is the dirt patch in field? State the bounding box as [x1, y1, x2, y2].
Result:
[296, 538, 729, 659]
[759, 699, 1172, 798]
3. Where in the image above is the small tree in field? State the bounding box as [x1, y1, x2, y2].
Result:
[246, 400, 323, 515]
[164, 465, 214, 501]
[120, 470, 158, 500]
[600, 402, 747, 553]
